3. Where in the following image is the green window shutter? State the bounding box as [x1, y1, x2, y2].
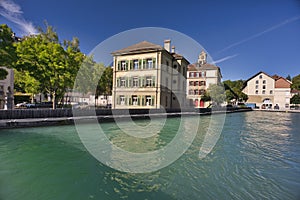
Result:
[117, 61, 120, 71]
[152, 76, 156, 87]
[137, 96, 140, 105]
[129, 60, 133, 70]
[117, 77, 120, 87]
[142, 77, 145, 87]
[125, 77, 128, 87]
[117, 96, 120, 105]
[125, 60, 129, 71]
[129, 97, 132, 105]
[142, 96, 145, 106]
[139, 59, 142, 69]
[143, 59, 146, 69]
[153, 58, 156, 68]
[128, 77, 132, 87]
[151, 96, 155, 106]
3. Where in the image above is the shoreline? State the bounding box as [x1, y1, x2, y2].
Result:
[0, 108, 252, 129]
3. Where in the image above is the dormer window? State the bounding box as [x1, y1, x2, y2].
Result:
[259, 75, 263, 79]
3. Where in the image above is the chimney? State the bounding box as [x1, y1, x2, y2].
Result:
[171, 45, 175, 53]
[164, 39, 171, 52]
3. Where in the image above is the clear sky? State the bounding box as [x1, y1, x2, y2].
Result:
[1, 0, 299, 80]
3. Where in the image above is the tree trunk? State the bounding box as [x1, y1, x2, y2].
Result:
[52, 92, 56, 109]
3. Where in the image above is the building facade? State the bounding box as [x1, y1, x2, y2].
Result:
[111, 40, 189, 109]
[0, 67, 14, 109]
[186, 51, 222, 107]
[242, 71, 291, 109]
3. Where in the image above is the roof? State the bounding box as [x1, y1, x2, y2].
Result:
[242, 71, 292, 89]
[187, 62, 220, 71]
[272, 74, 292, 84]
[111, 41, 163, 55]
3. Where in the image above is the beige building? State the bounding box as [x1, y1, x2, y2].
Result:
[242, 71, 292, 109]
[0, 67, 14, 109]
[111, 40, 189, 109]
[186, 51, 222, 107]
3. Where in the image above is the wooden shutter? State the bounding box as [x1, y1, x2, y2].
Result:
[117, 61, 120, 71]
[129, 60, 133, 70]
[139, 59, 142, 69]
[152, 76, 156, 87]
[152, 58, 156, 68]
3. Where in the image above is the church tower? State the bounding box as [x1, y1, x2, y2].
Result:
[198, 50, 207, 65]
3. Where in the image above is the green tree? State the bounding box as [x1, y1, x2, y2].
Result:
[223, 79, 248, 102]
[290, 94, 300, 104]
[96, 66, 113, 97]
[73, 56, 105, 95]
[291, 74, 300, 90]
[207, 84, 226, 105]
[0, 24, 17, 80]
[14, 24, 84, 109]
[14, 70, 40, 95]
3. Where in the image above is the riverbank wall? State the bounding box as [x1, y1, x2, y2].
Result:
[0, 107, 252, 129]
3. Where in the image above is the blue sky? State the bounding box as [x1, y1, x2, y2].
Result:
[0, 0, 299, 80]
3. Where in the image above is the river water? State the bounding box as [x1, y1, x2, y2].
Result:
[0, 111, 299, 200]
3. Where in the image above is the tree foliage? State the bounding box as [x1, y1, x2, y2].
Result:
[0, 24, 17, 80]
[97, 66, 113, 97]
[73, 56, 105, 94]
[290, 94, 300, 104]
[0, 24, 17, 68]
[14, 24, 84, 109]
[207, 84, 226, 105]
[223, 79, 248, 102]
[14, 70, 40, 94]
[291, 74, 300, 90]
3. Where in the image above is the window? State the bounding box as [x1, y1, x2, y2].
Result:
[255, 90, 258, 94]
[195, 72, 199, 77]
[132, 95, 138, 105]
[146, 96, 152, 106]
[270, 90, 273, 94]
[195, 81, 199, 86]
[263, 80, 266, 84]
[147, 59, 153, 69]
[256, 80, 259, 84]
[146, 76, 152, 87]
[190, 72, 194, 78]
[133, 60, 139, 70]
[255, 85, 258, 89]
[259, 75, 263, 79]
[189, 89, 194, 95]
[120, 95, 125, 105]
[121, 61, 126, 71]
[262, 85, 266, 89]
[194, 90, 199, 95]
[201, 71, 206, 77]
[173, 64, 177, 69]
[199, 89, 205, 95]
[133, 77, 139, 87]
[200, 81, 206, 86]
[189, 81, 194, 86]
[120, 78, 126, 87]
[262, 90, 265, 94]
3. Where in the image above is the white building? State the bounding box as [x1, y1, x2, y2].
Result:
[0, 67, 14, 109]
[242, 71, 292, 109]
[186, 51, 222, 107]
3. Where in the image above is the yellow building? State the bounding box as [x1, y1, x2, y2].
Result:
[111, 40, 189, 109]
[186, 51, 222, 107]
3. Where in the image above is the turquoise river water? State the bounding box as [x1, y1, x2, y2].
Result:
[0, 111, 300, 200]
